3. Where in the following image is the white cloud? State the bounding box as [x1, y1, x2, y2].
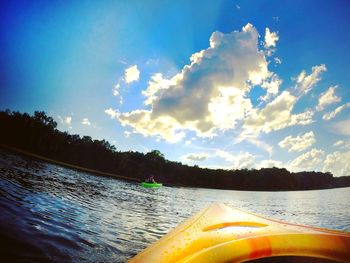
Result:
[124, 65, 140, 84]
[242, 91, 314, 137]
[145, 58, 160, 65]
[112, 83, 120, 96]
[332, 118, 350, 136]
[57, 115, 73, 129]
[290, 148, 325, 171]
[105, 108, 119, 119]
[257, 159, 283, 169]
[264, 28, 279, 48]
[109, 25, 332, 164]
[215, 150, 255, 169]
[243, 137, 273, 155]
[333, 140, 350, 149]
[185, 140, 191, 146]
[316, 86, 341, 111]
[142, 73, 179, 106]
[81, 118, 91, 126]
[323, 150, 350, 176]
[208, 87, 253, 130]
[278, 131, 316, 152]
[260, 74, 282, 101]
[124, 131, 131, 138]
[64, 116, 72, 125]
[112, 65, 139, 98]
[117, 110, 186, 143]
[58, 116, 72, 125]
[274, 57, 282, 65]
[184, 153, 209, 162]
[322, 102, 350, 120]
[116, 24, 272, 142]
[334, 140, 345, 147]
[295, 64, 326, 95]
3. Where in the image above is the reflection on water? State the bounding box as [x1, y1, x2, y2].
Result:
[0, 149, 349, 262]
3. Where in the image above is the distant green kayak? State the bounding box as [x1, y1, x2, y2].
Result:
[140, 182, 162, 188]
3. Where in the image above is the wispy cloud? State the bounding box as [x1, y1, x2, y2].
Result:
[316, 86, 341, 111]
[332, 118, 350, 136]
[58, 115, 72, 125]
[333, 140, 350, 149]
[124, 131, 131, 138]
[295, 64, 326, 95]
[105, 108, 119, 119]
[57, 115, 73, 129]
[323, 102, 350, 120]
[274, 57, 282, 65]
[81, 118, 91, 126]
[184, 153, 209, 162]
[278, 131, 315, 152]
[242, 91, 313, 137]
[242, 137, 273, 155]
[112, 83, 120, 96]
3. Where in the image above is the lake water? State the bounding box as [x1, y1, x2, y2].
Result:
[0, 149, 349, 262]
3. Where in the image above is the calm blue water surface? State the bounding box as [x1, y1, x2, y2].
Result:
[0, 149, 349, 262]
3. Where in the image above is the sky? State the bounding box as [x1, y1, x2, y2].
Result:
[1, 0, 350, 176]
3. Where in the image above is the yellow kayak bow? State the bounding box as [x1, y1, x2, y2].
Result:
[128, 203, 350, 263]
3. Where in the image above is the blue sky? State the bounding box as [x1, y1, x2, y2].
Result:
[1, 0, 350, 176]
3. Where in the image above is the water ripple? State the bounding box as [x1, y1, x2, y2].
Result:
[0, 150, 349, 262]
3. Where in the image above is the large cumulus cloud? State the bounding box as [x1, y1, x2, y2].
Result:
[116, 24, 271, 142]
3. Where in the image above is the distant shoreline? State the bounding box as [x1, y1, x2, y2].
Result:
[1, 110, 350, 191]
[0, 144, 140, 183]
[2, 145, 350, 192]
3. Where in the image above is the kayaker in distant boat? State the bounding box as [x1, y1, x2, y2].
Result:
[145, 175, 156, 183]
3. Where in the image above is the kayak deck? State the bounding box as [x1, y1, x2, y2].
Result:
[128, 203, 350, 263]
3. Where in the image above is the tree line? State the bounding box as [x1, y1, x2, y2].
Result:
[1, 109, 349, 191]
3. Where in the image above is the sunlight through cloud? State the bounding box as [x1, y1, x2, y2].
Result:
[115, 24, 271, 142]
